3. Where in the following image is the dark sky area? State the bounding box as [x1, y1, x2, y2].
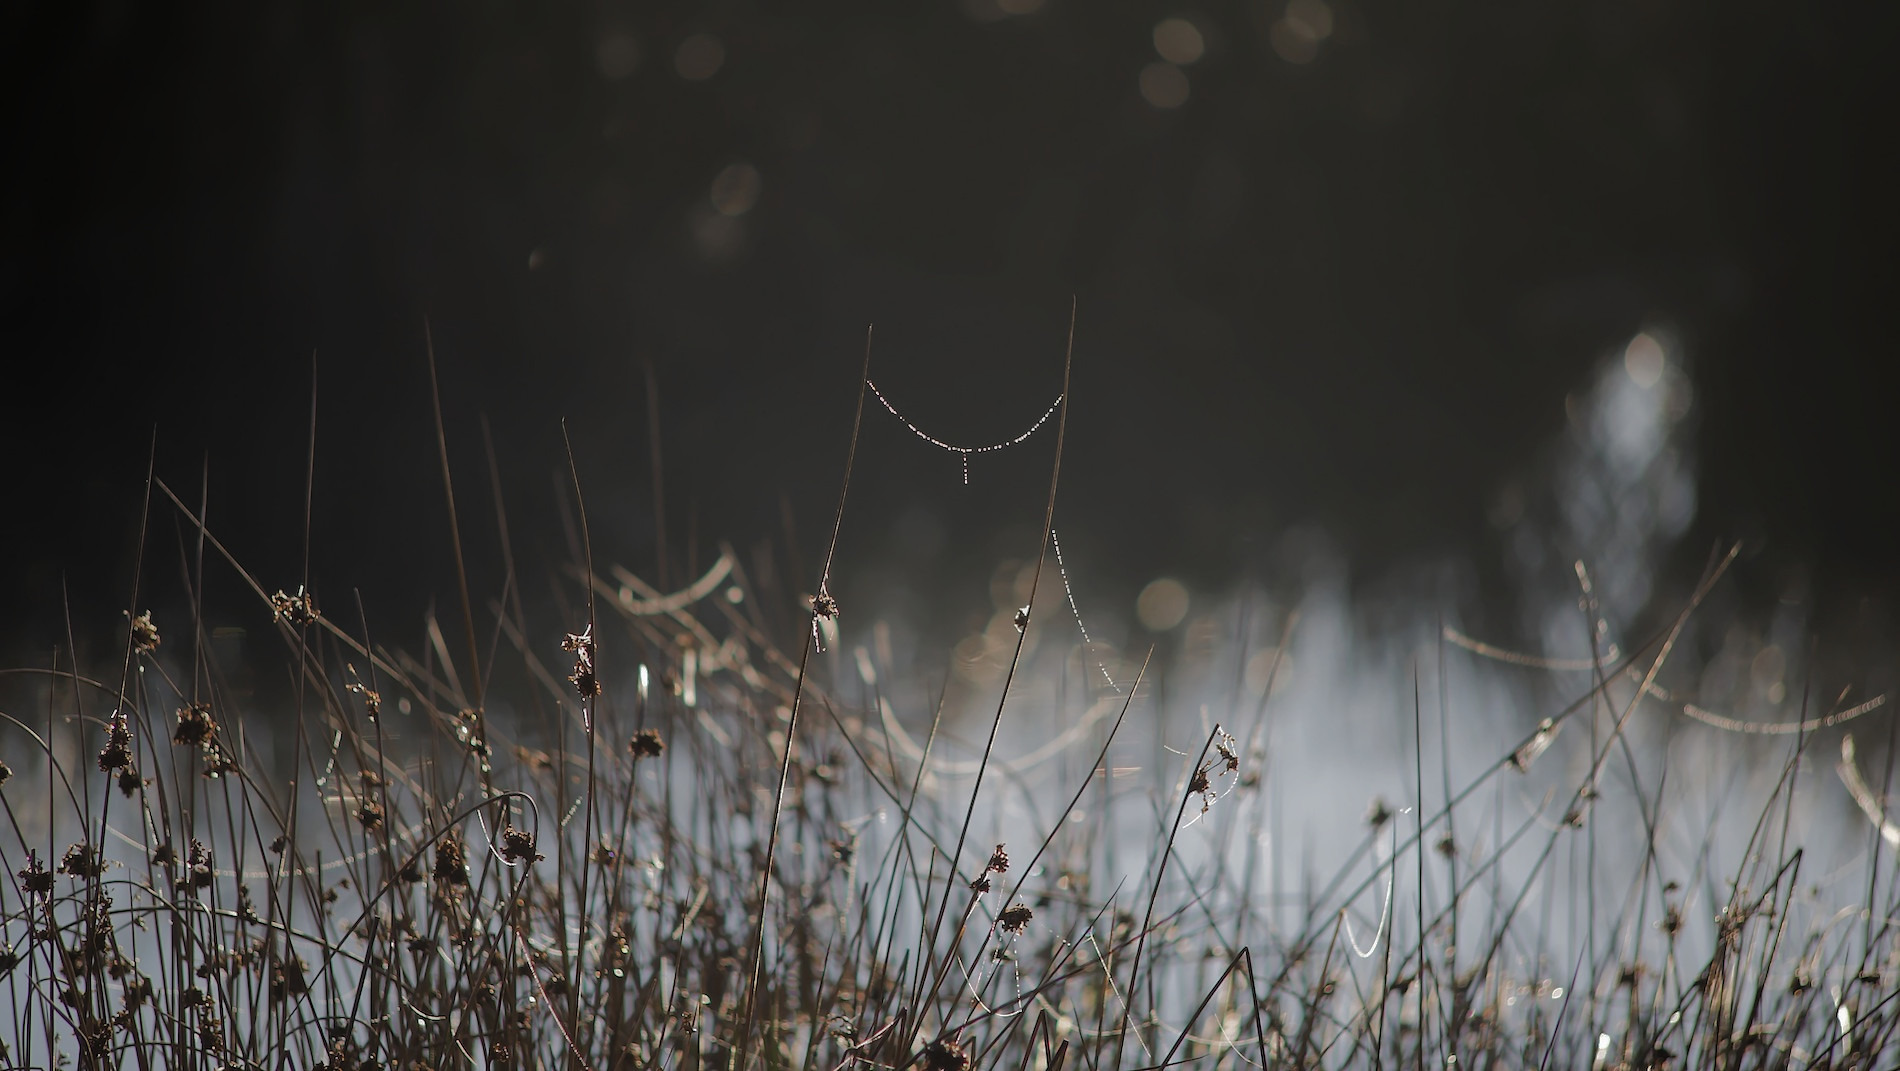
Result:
[2, 0, 1896, 656]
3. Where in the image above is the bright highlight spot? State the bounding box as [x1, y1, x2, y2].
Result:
[596, 33, 642, 80]
[1153, 18, 1206, 65]
[1137, 578, 1190, 631]
[710, 163, 762, 216]
[1624, 332, 1666, 389]
[675, 33, 726, 81]
[1140, 63, 1190, 108]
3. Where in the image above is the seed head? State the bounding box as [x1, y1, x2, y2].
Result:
[998, 903, 1033, 934]
[1659, 904, 1683, 938]
[499, 825, 540, 864]
[1012, 606, 1030, 632]
[127, 610, 160, 653]
[269, 586, 320, 627]
[986, 844, 1010, 874]
[346, 677, 381, 719]
[174, 703, 217, 746]
[563, 624, 601, 698]
[179, 840, 214, 892]
[629, 729, 665, 759]
[98, 711, 133, 772]
[59, 843, 104, 879]
[922, 1037, 969, 1071]
[1366, 797, 1394, 828]
[434, 832, 469, 886]
[810, 589, 839, 619]
[19, 855, 53, 895]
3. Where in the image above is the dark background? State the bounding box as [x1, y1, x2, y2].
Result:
[2, 0, 1896, 655]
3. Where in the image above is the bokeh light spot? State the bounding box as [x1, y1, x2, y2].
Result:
[710, 163, 762, 216]
[1136, 578, 1190, 631]
[596, 33, 642, 80]
[1139, 63, 1190, 108]
[1285, 0, 1334, 42]
[1624, 332, 1666, 389]
[1153, 18, 1206, 65]
[1270, 19, 1319, 64]
[675, 33, 726, 81]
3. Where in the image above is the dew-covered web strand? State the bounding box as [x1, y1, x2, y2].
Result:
[870, 374, 1114, 689]
[1052, 530, 1122, 695]
[867, 378, 1063, 484]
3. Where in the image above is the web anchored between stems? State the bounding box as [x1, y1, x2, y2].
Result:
[866, 379, 1063, 484]
[1052, 529, 1121, 694]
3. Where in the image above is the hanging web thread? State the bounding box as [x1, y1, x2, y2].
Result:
[1052, 529, 1122, 694]
[866, 379, 1064, 485]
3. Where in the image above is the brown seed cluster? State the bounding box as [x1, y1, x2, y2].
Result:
[629, 728, 665, 759]
[500, 825, 541, 864]
[174, 703, 217, 746]
[127, 609, 161, 653]
[563, 623, 601, 699]
[998, 903, 1033, 934]
[435, 831, 469, 886]
[810, 589, 839, 619]
[269, 586, 320, 626]
[98, 711, 133, 772]
[922, 1037, 969, 1071]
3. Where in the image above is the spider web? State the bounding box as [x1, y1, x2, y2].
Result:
[866, 379, 1063, 485]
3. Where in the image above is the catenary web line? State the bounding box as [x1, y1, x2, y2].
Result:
[866, 379, 1063, 484]
[1052, 529, 1121, 694]
[869, 378, 1116, 692]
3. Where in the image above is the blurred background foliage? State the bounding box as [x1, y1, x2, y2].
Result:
[2, 0, 1895, 652]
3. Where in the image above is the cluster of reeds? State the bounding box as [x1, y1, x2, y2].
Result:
[4, 339, 1897, 1071]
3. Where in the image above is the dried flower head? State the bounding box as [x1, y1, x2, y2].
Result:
[970, 875, 992, 894]
[199, 740, 238, 778]
[269, 954, 307, 1002]
[98, 711, 133, 772]
[1659, 904, 1683, 939]
[435, 832, 469, 886]
[127, 610, 160, 652]
[174, 703, 216, 746]
[355, 800, 384, 831]
[810, 589, 839, 619]
[998, 903, 1033, 934]
[346, 674, 381, 719]
[0, 758, 10, 787]
[59, 843, 104, 879]
[1012, 606, 1030, 632]
[179, 840, 214, 892]
[117, 767, 143, 798]
[922, 1037, 969, 1071]
[1366, 797, 1394, 828]
[269, 586, 320, 626]
[563, 623, 601, 698]
[499, 825, 541, 864]
[18, 856, 52, 895]
[629, 729, 665, 759]
[1216, 735, 1240, 776]
[986, 844, 1010, 874]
